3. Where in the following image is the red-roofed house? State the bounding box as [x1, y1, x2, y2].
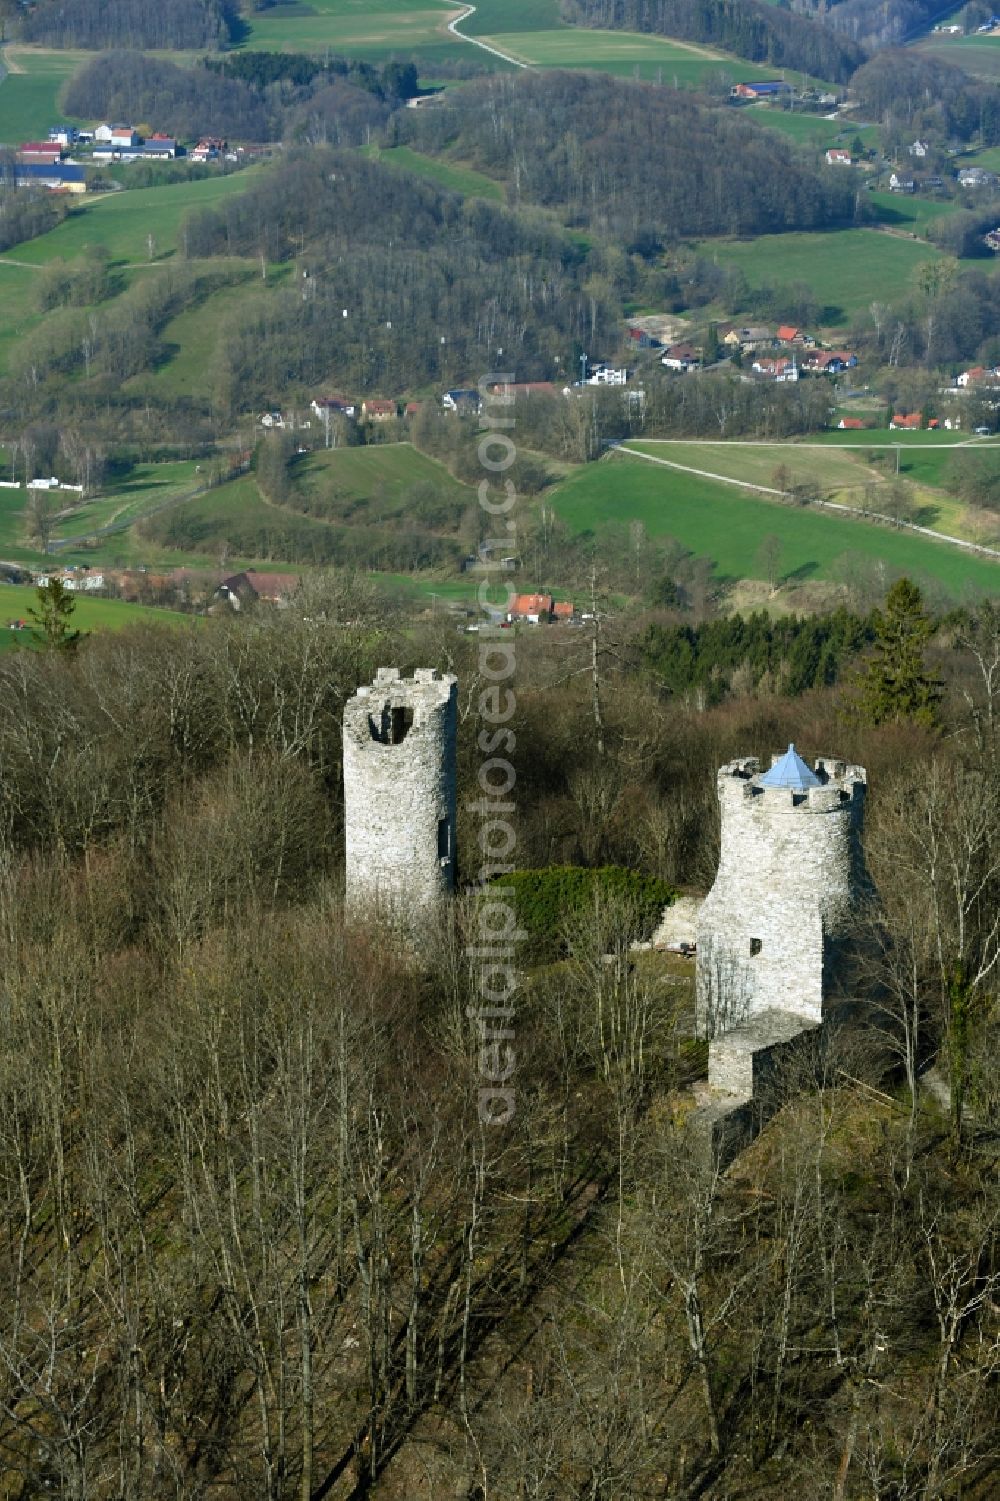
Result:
[661, 342, 700, 372]
[19, 142, 62, 161]
[837, 417, 865, 429]
[361, 399, 397, 422]
[804, 350, 857, 374]
[889, 412, 922, 430]
[217, 569, 302, 609]
[552, 600, 575, 622]
[825, 148, 851, 166]
[753, 355, 798, 382]
[311, 394, 356, 418]
[957, 366, 988, 387]
[508, 593, 553, 624]
[776, 325, 800, 344]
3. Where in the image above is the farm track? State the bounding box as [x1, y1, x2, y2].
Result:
[446, 4, 530, 66]
[617, 442, 1000, 561]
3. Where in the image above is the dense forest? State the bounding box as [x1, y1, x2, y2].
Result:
[851, 50, 1000, 144]
[788, 0, 951, 50]
[560, 0, 866, 82]
[0, 170, 67, 252]
[63, 53, 272, 142]
[61, 51, 410, 146]
[203, 50, 419, 103]
[20, 0, 235, 49]
[401, 72, 859, 243]
[0, 585, 993, 1496]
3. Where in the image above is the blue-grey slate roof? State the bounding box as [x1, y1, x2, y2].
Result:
[759, 743, 820, 790]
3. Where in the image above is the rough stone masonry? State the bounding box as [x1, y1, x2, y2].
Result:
[695, 746, 868, 1128]
[343, 668, 458, 926]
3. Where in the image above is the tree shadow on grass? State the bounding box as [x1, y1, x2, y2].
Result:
[782, 561, 819, 582]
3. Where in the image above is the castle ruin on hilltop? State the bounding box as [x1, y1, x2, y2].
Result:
[696, 745, 868, 1150]
[343, 668, 457, 926]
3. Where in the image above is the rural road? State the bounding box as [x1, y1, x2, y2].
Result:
[447, 5, 530, 67]
[616, 442, 1000, 561]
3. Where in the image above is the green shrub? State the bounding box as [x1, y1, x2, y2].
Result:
[490, 866, 676, 963]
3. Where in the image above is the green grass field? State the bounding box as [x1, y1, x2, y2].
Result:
[866, 192, 956, 232]
[626, 435, 991, 539]
[696, 229, 942, 321]
[743, 109, 879, 151]
[482, 28, 815, 86]
[0, 46, 88, 145]
[0, 462, 209, 567]
[916, 33, 1000, 79]
[0, 261, 44, 371]
[7, 172, 260, 268]
[552, 451, 1000, 598]
[130, 266, 286, 399]
[460, 0, 563, 33]
[359, 144, 504, 200]
[955, 144, 1000, 172]
[239, 0, 462, 59]
[807, 429, 987, 487]
[0, 581, 183, 644]
[299, 442, 471, 507]
[626, 439, 881, 494]
[53, 461, 206, 543]
[0, 173, 261, 377]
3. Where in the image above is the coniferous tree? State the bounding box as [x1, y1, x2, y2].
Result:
[29, 578, 82, 652]
[850, 577, 941, 728]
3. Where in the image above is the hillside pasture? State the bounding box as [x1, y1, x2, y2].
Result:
[358, 144, 504, 200]
[745, 109, 879, 150]
[0, 47, 88, 145]
[480, 29, 813, 86]
[916, 33, 1000, 79]
[0, 582, 184, 646]
[806, 428, 989, 487]
[129, 266, 287, 399]
[9, 172, 261, 268]
[239, 0, 461, 59]
[866, 191, 956, 232]
[626, 439, 881, 495]
[552, 450, 1000, 599]
[297, 443, 472, 511]
[0, 263, 45, 372]
[694, 228, 942, 321]
[459, 0, 564, 33]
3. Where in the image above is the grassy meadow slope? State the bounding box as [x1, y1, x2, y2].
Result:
[0, 46, 89, 142]
[552, 450, 1000, 599]
[693, 229, 942, 320]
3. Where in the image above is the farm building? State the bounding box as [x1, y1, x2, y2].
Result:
[730, 81, 792, 100]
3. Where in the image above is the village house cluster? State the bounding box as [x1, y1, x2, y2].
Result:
[9, 123, 241, 194]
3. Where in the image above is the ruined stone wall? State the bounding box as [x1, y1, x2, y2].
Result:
[696, 754, 866, 1031]
[343, 668, 457, 924]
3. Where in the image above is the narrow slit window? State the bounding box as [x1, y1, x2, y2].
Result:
[750, 938, 763, 957]
[438, 817, 450, 861]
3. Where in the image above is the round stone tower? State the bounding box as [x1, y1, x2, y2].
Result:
[343, 667, 458, 926]
[696, 745, 867, 1034]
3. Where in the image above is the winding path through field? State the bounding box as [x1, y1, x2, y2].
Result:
[446, 5, 530, 67]
[616, 441, 1000, 562]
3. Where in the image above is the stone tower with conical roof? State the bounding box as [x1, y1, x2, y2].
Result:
[696, 745, 867, 1036]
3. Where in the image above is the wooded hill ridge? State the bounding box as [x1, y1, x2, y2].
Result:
[20, 0, 237, 50]
[851, 50, 1000, 144]
[63, 51, 423, 148]
[401, 72, 859, 241]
